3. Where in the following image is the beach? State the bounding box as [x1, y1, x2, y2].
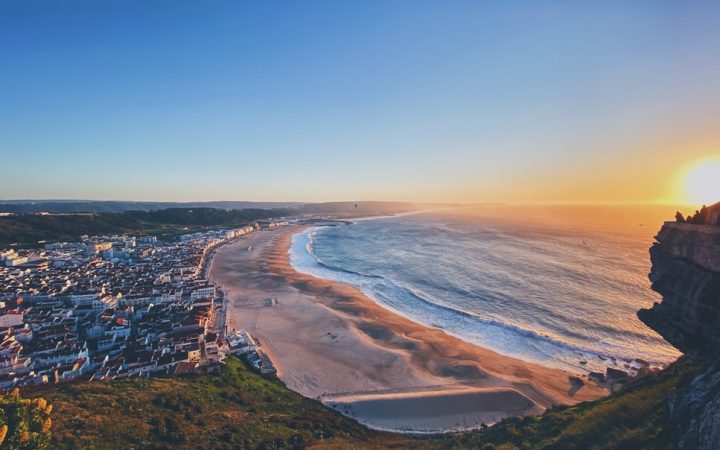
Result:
[209, 226, 608, 433]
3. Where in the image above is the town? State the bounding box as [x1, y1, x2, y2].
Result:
[0, 220, 288, 388]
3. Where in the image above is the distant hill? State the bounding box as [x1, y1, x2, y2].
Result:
[0, 200, 302, 214]
[0, 200, 453, 216]
[0, 201, 454, 248]
[0, 207, 291, 248]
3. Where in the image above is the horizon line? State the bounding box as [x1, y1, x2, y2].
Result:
[0, 198, 707, 209]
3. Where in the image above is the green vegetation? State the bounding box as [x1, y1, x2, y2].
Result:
[29, 357, 414, 450]
[433, 359, 698, 450]
[0, 208, 290, 248]
[22, 356, 697, 449]
[0, 388, 52, 450]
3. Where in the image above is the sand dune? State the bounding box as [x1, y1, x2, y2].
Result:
[209, 226, 607, 433]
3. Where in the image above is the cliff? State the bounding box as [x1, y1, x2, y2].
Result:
[639, 221, 720, 449]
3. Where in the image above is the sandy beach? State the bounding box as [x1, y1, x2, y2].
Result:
[209, 226, 607, 433]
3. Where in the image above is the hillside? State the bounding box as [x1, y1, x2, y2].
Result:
[0, 201, 302, 214]
[22, 356, 697, 450]
[0, 208, 290, 248]
[28, 357, 414, 450]
[0, 202, 446, 248]
[0, 200, 445, 216]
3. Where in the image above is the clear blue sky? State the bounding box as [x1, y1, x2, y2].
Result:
[1, 1, 719, 203]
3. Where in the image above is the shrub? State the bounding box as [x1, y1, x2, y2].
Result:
[0, 389, 53, 449]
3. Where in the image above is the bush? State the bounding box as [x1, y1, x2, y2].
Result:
[0, 388, 53, 449]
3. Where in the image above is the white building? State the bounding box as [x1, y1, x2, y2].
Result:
[190, 286, 216, 301]
[0, 312, 24, 328]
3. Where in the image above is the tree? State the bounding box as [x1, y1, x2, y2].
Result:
[675, 211, 685, 223]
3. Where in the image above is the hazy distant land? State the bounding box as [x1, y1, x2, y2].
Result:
[0, 199, 454, 215]
[0, 201, 454, 248]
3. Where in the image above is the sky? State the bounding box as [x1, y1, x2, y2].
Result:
[1, 1, 719, 204]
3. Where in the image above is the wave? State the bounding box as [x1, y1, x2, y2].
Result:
[307, 236, 387, 281]
[290, 227, 671, 371]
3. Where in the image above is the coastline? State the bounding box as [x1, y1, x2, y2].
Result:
[209, 225, 608, 433]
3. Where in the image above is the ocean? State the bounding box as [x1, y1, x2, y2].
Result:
[289, 205, 682, 374]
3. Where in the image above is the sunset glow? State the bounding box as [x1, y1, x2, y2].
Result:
[683, 157, 720, 205]
[2, 3, 720, 204]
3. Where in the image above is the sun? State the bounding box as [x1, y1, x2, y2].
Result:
[683, 158, 720, 205]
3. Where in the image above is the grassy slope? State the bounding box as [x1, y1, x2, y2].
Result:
[24, 357, 698, 450]
[0, 389, 52, 449]
[29, 357, 416, 450]
[436, 359, 698, 450]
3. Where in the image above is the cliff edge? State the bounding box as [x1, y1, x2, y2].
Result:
[639, 219, 720, 449]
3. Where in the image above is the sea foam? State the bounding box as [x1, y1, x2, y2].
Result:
[289, 211, 680, 374]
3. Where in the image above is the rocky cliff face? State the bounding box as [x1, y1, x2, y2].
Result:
[638, 221, 720, 449]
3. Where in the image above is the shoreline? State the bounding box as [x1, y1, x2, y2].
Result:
[290, 225, 672, 374]
[209, 225, 608, 433]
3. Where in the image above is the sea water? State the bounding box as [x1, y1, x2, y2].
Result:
[289, 205, 682, 374]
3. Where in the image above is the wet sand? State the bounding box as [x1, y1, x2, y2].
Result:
[209, 226, 607, 433]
